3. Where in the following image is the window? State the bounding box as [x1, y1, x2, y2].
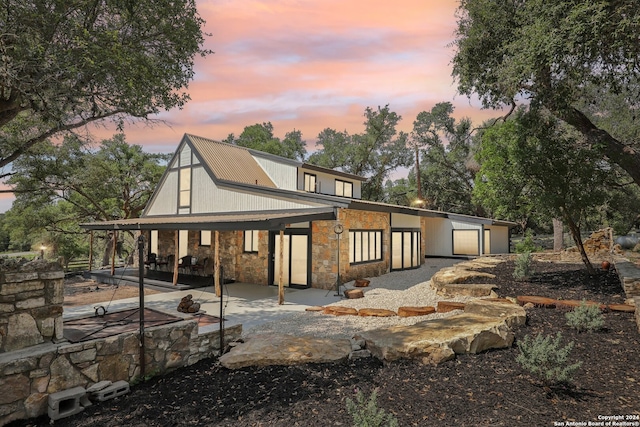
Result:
[179, 167, 191, 208]
[200, 230, 211, 246]
[335, 179, 353, 197]
[453, 229, 480, 256]
[179, 230, 189, 258]
[150, 230, 158, 255]
[244, 230, 259, 252]
[483, 229, 491, 254]
[391, 230, 421, 270]
[304, 173, 317, 192]
[349, 230, 383, 264]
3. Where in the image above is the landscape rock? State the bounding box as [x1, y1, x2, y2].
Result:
[397, 306, 436, 317]
[357, 314, 514, 364]
[437, 301, 466, 313]
[354, 279, 370, 288]
[219, 334, 351, 369]
[431, 267, 496, 289]
[322, 306, 358, 316]
[305, 306, 324, 312]
[436, 283, 497, 297]
[358, 308, 396, 317]
[344, 289, 364, 299]
[464, 299, 527, 327]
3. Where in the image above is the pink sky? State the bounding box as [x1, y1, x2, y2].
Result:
[0, 0, 499, 213]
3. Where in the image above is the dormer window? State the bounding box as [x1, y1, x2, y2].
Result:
[335, 179, 353, 197]
[304, 173, 317, 193]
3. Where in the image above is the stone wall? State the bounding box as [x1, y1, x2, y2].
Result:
[154, 230, 239, 281]
[310, 209, 392, 289]
[235, 231, 269, 285]
[613, 257, 640, 300]
[0, 260, 64, 353]
[0, 260, 242, 425]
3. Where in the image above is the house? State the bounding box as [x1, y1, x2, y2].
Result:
[81, 134, 515, 290]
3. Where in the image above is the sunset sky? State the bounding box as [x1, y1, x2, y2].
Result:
[0, 0, 500, 213]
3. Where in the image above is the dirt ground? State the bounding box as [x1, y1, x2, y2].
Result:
[10, 258, 640, 426]
[63, 275, 162, 307]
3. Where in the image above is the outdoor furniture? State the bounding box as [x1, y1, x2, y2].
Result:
[144, 253, 157, 270]
[178, 255, 194, 274]
[155, 255, 169, 271]
[191, 257, 209, 276]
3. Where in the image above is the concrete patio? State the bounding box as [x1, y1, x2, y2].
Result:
[65, 258, 464, 334]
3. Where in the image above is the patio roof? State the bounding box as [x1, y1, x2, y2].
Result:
[79, 208, 337, 231]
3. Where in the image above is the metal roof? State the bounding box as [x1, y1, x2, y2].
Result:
[80, 208, 337, 231]
[187, 134, 277, 188]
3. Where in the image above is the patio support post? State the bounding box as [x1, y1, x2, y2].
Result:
[278, 230, 284, 305]
[137, 233, 146, 378]
[110, 231, 117, 276]
[173, 231, 179, 285]
[214, 231, 221, 297]
[88, 231, 94, 272]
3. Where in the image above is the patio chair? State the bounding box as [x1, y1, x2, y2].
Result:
[178, 255, 194, 274]
[191, 257, 208, 276]
[144, 253, 157, 269]
[159, 254, 174, 272]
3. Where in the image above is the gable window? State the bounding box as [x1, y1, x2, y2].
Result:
[200, 230, 211, 246]
[244, 230, 259, 253]
[335, 179, 353, 197]
[349, 230, 383, 264]
[179, 167, 191, 209]
[304, 173, 317, 192]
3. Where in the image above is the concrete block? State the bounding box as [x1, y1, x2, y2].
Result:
[47, 386, 89, 421]
[90, 380, 130, 402]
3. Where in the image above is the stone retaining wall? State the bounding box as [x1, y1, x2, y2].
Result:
[613, 257, 640, 333]
[613, 257, 640, 300]
[0, 260, 64, 353]
[0, 261, 242, 425]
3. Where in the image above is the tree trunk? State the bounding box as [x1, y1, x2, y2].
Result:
[562, 210, 595, 274]
[559, 107, 640, 188]
[552, 218, 563, 252]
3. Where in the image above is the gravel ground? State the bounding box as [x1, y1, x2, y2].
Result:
[244, 257, 487, 339]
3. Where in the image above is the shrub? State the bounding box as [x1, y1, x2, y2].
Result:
[515, 229, 543, 253]
[565, 300, 605, 333]
[513, 252, 532, 280]
[516, 332, 582, 386]
[346, 389, 399, 427]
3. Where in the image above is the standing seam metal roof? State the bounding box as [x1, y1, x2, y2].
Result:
[186, 134, 277, 188]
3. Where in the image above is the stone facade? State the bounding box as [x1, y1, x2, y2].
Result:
[303, 208, 399, 289]
[0, 260, 64, 353]
[0, 261, 242, 425]
[148, 208, 424, 291]
[153, 229, 240, 281]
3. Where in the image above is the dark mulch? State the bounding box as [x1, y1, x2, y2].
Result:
[11, 259, 640, 427]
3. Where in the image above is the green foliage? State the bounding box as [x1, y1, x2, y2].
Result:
[225, 123, 307, 161]
[5, 134, 168, 261]
[516, 333, 582, 386]
[565, 301, 605, 333]
[345, 389, 399, 427]
[452, 0, 640, 187]
[513, 252, 533, 280]
[307, 105, 412, 202]
[0, 0, 210, 170]
[514, 230, 542, 254]
[410, 102, 484, 215]
[474, 107, 608, 272]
